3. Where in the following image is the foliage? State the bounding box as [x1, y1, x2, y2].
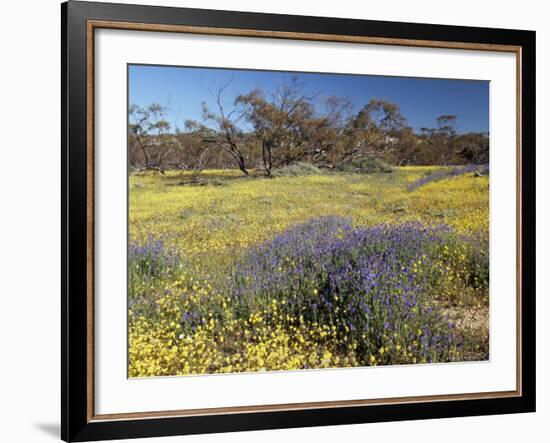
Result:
[229, 218, 468, 366]
[337, 156, 394, 174]
[407, 164, 489, 191]
[128, 235, 179, 301]
[128, 90, 489, 174]
[272, 162, 323, 176]
[128, 103, 175, 173]
[128, 168, 489, 377]
[236, 77, 318, 176]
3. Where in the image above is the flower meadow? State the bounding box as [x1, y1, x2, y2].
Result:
[128, 167, 489, 377]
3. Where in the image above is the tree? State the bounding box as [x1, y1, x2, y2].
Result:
[129, 85, 488, 171]
[416, 115, 459, 165]
[299, 95, 352, 166]
[454, 132, 489, 164]
[163, 121, 214, 181]
[128, 103, 175, 173]
[437, 115, 458, 136]
[236, 77, 315, 176]
[365, 99, 406, 135]
[199, 80, 250, 175]
[339, 98, 406, 163]
[387, 126, 420, 166]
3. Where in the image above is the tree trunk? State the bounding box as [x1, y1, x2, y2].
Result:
[262, 141, 272, 177]
[236, 154, 249, 176]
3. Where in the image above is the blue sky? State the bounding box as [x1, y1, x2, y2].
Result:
[128, 64, 489, 134]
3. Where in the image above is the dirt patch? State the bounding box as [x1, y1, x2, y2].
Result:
[443, 305, 489, 361]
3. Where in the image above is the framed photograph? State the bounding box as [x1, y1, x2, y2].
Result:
[61, 1, 535, 441]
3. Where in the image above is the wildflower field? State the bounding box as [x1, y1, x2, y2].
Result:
[128, 166, 489, 377]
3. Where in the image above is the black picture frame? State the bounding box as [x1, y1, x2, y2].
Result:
[62, 1, 536, 441]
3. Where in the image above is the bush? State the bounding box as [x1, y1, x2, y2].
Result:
[408, 164, 489, 191]
[228, 217, 479, 365]
[338, 156, 394, 174]
[128, 236, 179, 300]
[272, 162, 323, 176]
[128, 218, 489, 374]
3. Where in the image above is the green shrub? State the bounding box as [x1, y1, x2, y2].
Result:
[339, 156, 394, 174]
[272, 162, 323, 176]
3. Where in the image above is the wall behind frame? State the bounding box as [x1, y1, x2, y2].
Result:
[0, 0, 546, 442]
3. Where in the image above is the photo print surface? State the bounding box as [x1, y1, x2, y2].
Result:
[127, 64, 489, 378]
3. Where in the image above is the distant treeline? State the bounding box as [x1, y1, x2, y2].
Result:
[128, 77, 489, 176]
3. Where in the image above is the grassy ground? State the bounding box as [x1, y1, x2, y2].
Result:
[129, 167, 488, 269]
[128, 167, 489, 377]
